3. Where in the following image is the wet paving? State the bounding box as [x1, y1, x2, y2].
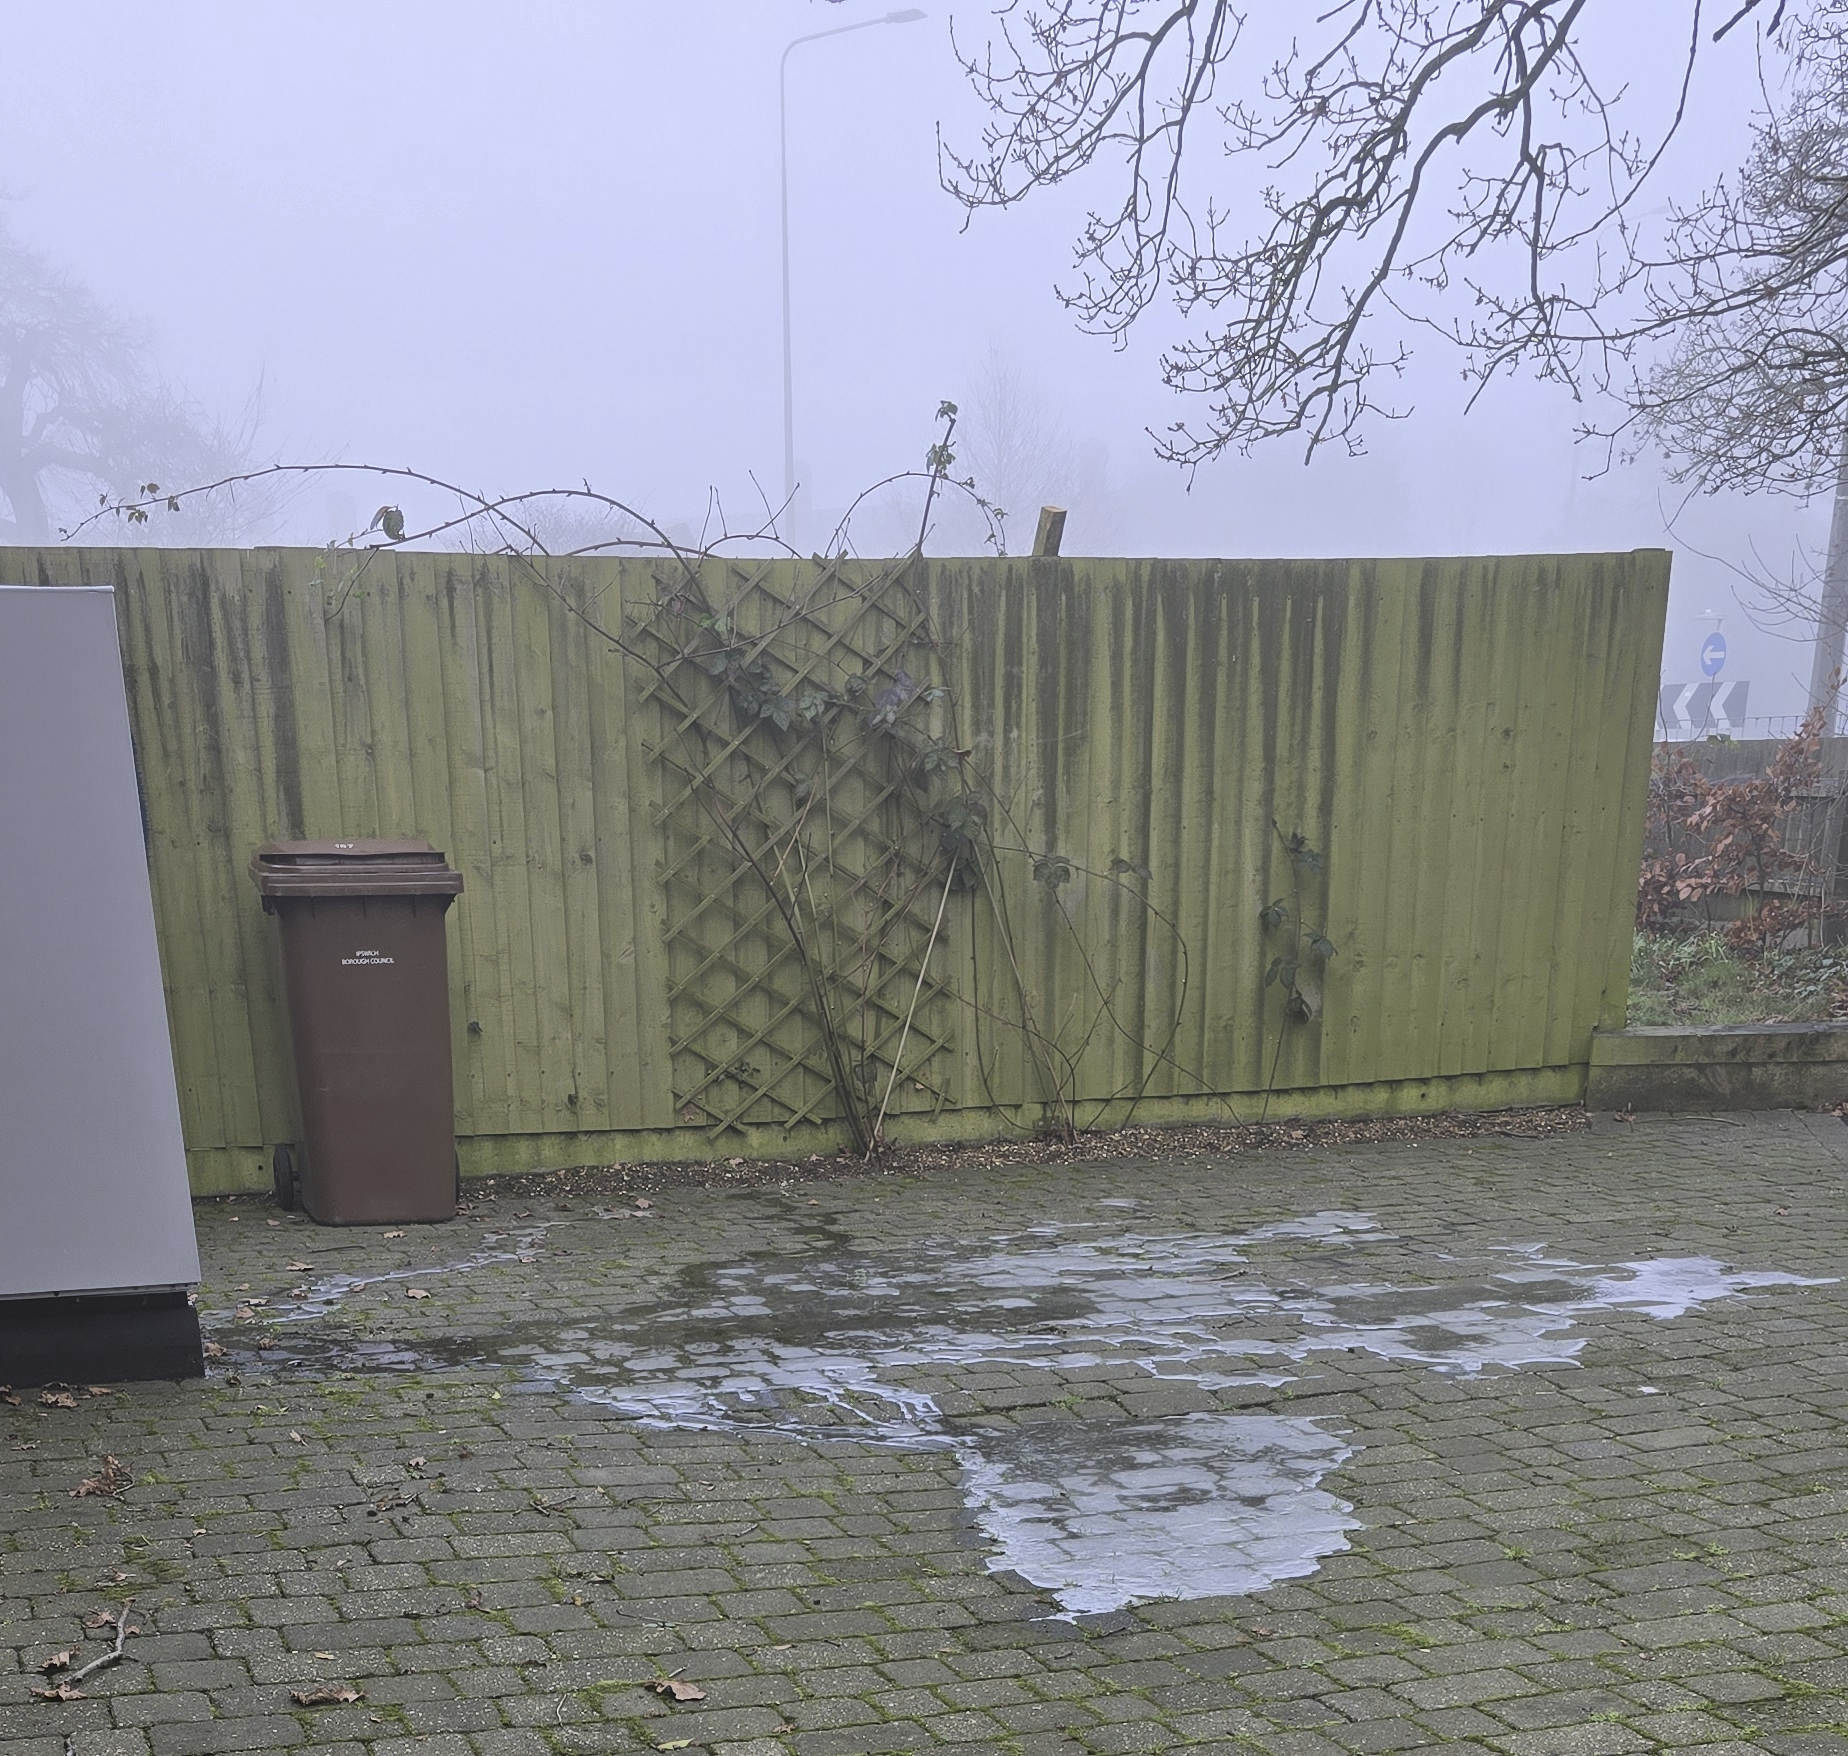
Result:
[220, 1202, 1831, 1616]
[16, 1111, 1848, 1756]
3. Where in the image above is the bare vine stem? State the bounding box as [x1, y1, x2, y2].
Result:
[65, 423, 1205, 1154]
[872, 856, 960, 1151]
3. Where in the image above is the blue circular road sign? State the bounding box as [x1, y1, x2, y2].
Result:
[1700, 632, 1727, 677]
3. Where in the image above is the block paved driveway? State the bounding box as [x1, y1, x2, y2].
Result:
[7, 1110, 1848, 1756]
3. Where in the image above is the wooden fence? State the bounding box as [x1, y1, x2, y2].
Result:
[0, 545, 1670, 1192]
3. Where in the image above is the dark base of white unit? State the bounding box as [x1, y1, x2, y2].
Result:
[0, 1290, 203, 1386]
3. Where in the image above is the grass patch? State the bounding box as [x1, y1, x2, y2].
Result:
[1628, 930, 1848, 1026]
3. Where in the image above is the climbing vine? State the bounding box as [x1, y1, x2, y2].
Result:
[1259, 823, 1337, 1119]
[71, 407, 1231, 1155]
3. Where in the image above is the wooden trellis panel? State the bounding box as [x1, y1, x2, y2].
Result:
[630, 556, 960, 1135]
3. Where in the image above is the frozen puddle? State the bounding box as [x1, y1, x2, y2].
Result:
[245, 1213, 1830, 1616]
[965, 1414, 1357, 1614]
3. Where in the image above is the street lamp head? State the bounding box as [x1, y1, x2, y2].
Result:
[883, 8, 927, 21]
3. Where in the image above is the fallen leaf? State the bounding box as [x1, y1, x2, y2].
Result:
[658, 1742, 693, 1751]
[384, 1230, 405, 1239]
[84, 1610, 117, 1630]
[313, 1651, 337, 1660]
[266, 1219, 281, 1228]
[192, 1527, 207, 1537]
[202, 1341, 226, 1359]
[407, 1456, 426, 1472]
[648, 1678, 707, 1703]
[634, 1197, 652, 1211]
[39, 1391, 76, 1409]
[284, 1261, 313, 1272]
[291, 1684, 363, 1706]
[256, 1337, 279, 1350]
[406, 1288, 430, 1300]
[32, 1681, 84, 1701]
[84, 1386, 113, 1397]
[289, 1431, 305, 1444]
[37, 1650, 75, 1674]
[71, 1456, 131, 1498]
[0, 1386, 18, 1406]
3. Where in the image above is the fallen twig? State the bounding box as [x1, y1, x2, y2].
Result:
[33, 1609, 136, 1698]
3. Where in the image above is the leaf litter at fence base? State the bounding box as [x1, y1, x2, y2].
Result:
[451, 1105, 1591, 1208]
[212, 1192, 1830, 1616]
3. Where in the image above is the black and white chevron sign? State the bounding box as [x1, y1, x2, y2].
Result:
[1657, 680, 1750, 738]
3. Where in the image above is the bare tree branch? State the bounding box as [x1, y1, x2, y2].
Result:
[944, 0, 1831, 477]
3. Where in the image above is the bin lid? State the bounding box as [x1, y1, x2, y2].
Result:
[250, 839, 465, 899]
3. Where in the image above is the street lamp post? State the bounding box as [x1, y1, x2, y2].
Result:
[780, 8, 926, 511]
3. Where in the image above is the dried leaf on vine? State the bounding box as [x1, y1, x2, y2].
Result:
[1281, 830, 1325, 874]
[866, 668, 918, 728]
[1033, 854, 1073, 892]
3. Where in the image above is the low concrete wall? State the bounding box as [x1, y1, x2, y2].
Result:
[1589, 1022, 1848, 1111]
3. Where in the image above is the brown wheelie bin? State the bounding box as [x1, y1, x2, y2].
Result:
[252, 840, 464, 1224]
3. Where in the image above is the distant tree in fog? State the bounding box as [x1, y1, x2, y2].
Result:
[851, 350, 1118, 556]
[0, 222, 261, 544]
[955, 346, 1117, 551]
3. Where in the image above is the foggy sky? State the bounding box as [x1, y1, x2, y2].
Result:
[0, 2, 1826, 719]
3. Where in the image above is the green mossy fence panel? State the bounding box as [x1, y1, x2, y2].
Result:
[0, 545, 1668, 1191]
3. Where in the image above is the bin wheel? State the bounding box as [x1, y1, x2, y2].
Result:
[272, 1144, 299, 1212]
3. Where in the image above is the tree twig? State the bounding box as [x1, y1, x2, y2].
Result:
[69, 1612, 136, 1684]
